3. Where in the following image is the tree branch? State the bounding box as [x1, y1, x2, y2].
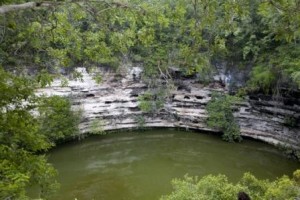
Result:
[0, 1, 136, 14]
[0, 1, 56, 14]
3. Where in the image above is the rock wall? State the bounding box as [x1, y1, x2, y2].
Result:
[37, 68, 300, 149]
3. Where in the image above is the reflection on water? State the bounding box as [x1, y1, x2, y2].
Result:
[47, 129, 299, 200]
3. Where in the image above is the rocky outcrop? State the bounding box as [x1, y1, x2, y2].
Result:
[37, 68, 300, 149]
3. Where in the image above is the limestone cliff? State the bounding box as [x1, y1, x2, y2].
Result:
[37, 67, 300, 149]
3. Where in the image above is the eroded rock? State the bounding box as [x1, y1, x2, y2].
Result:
[37, 67, 300, 149]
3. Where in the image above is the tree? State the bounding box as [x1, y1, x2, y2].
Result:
[0, 67, 83, 199]
[0, 68, 58, 199]
[224, 0, 300, 92]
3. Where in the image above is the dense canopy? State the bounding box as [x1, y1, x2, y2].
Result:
[1, 0, 299, 90]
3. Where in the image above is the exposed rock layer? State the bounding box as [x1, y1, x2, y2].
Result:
[37, 68, 300, 149]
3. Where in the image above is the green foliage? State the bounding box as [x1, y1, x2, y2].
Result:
[0, 69, 81, 199]
[38, 95, 81, 144]
[1, 1, 300, 198]
[0, 146, 59, 200]
[60, 77, 69, 87]
[90, 119, 105, 135]
[0, 68, 59, 199]
[135, 115, 146, 129]
[161, 170, 300, 200]
[92, 72, 103, 84]
[36, 70, 54, 88]
[248, 65, 276, 92]
[138, 90, 165, 113]
[206, 92, 241, 142]
[292, 72, 300, 88]
[0, 68, 49, 152]
[248, 44, 300, 92]
[1, 0, 299, 92]
[161, 174, 241, 200]
[138, 92, 155, 113]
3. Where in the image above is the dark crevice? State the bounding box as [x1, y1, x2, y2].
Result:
[86, 94, 95, 97]
[130, 94, 139, 98]
[129, 107, 140, 112]
[195, 95, 203, 100]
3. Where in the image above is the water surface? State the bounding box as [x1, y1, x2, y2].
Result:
[48, 129, 299, 200]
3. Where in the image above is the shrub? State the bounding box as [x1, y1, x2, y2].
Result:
[161, 170, 300, 200]
[138, 90, 165, 113]
[38, 96, 81, 144]
[90, 118, 106, 135]
[206, 92, 241, 142]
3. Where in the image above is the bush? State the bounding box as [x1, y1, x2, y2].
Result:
[38, 96, 81, 144]
[90, 118, 106, 135]
[206, 92, 241, 142]
[161, 170, 300, 200]
[138, 90, 165, 113]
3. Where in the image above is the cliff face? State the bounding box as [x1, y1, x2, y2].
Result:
[37, 68, 300, 149]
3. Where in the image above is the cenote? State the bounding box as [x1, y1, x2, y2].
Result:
[47, 129, 299, 200]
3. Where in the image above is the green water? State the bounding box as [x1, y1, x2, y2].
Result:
[48, 129, 299, 200]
